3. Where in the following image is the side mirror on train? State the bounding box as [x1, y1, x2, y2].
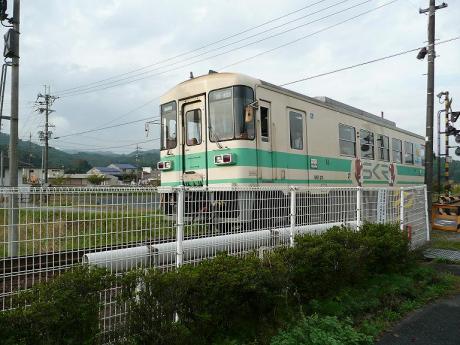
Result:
[245, 101, 259, 123]
[245, 105, 254, 123]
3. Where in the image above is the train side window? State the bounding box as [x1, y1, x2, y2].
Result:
[185, 109, 202, 146]
[339, 124, 356, 157]
[392, 138, 402, 163]
[404, 141, 414, 164]
[377, 134, 389, 161]
[289, 111, 304, 150]
[260, 107, 269, 142]
[360, 129, 374, 160]
[160, 101, 177, 150]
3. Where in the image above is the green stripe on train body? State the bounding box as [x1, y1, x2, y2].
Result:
[160, 148, 424, 186]
[161, 148, 352, 172]
[396, 165, 425, 176]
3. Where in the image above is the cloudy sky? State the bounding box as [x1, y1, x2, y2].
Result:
[2, 0, 459, 153]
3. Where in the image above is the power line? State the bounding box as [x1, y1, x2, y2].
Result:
[57, 0, 354, 97]
[219, 0, 398, 70]
[54, 116, 159, 139]
[54, 138, 160, 152]
[96, 96, 159, 128]
[53, 35, 460, 143]
[57, 0, 376, 97]
[54, 0, 330, 94]
[279, 35, 460, 86]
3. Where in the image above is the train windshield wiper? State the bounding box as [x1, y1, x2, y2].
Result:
[208, 124, 223, 149]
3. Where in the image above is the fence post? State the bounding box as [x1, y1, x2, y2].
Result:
[290, 187, 296, 247]
[424, 185, 430, 242]
[356, 187, 362, 230]
[8, 189, 19, 257]
[176, 186, 185, 268]
[399, 187, 404, 231]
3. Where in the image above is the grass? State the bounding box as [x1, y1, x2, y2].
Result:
[0, 208, 213, 258]
[274, 264, 460, 344]
[431, 230, 460, 251]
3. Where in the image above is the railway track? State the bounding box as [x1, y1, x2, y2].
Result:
[0, 238, 178, 306]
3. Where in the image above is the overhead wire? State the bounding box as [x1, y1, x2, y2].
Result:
[54, 116, 159, 139]
[57, 0, 375, 97]
[219, 0, 398, 70]
[59, 35, 460, 147]
[54, 0, 331, 94]
[278, 35, 460, 86]
[53, 0, 452, 149]
[51, 0, 389, 137]
[54, 138, 160, 152]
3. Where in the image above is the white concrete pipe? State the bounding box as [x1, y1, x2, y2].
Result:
[82, 222, 356, 272]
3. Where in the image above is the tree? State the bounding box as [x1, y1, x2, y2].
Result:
[67, 159, 92, 174]
[86, 174, 108, 185]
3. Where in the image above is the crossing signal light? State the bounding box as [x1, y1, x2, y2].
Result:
[416, 47, 427, 60]
[445, 124, 459, 136]
[3, 28, 18, 58]
[451, 111, 460, 123]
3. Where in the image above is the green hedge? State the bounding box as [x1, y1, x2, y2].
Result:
[119, 253, 290, 345]
[282, 223, 413, 301]
[0, 223, 418, 345]
[119, 223, 414, 345]
[0, 266, 112, 345]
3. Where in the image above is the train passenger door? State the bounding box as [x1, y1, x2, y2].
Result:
[180, 95, 207, 186]
[257, 101, 273, 182]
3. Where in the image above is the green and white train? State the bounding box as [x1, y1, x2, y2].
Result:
[158, 72, 424, 188]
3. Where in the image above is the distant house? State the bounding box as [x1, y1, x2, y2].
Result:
[21, 168, 65, 185]
[49, 174, 89, 186]
[139, 167, 160, 186]
[108, 163, 137, 175]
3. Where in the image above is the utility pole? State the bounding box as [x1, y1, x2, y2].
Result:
[4, 0, 20, 257]
[7, 0, 19, 190]
[0, 149, 3, 186]
[419, 0, 447, 219]
[444, 92, 452, 193]
[36, 86, 58, 184]
[135, 144, 141, 182]
[27, 131, 31, 166]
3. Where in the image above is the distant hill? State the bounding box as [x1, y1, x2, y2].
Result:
[0, 133, 160, 173]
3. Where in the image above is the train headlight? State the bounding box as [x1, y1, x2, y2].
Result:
[157, 161, 172, 171]
[214, 153, 234, 165]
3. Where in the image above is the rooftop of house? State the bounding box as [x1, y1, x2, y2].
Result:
[109, 163, 137, 170]
[90, 167, 122, 175]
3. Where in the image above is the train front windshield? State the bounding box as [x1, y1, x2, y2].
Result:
[209, 86, 255, 141]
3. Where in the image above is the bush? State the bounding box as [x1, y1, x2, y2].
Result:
[118, 269, 191, 345]
[0, 266, 112, 345]
[0, 223, 418, 345]
[282, 223, 413, 302]
[270, 315, 372, 345]
[359, 223, 412, 274]
[282, 226, 365, 301]
[120, 253, 290, 345]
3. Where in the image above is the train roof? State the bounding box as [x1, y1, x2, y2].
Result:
[162, 72, 423, 140]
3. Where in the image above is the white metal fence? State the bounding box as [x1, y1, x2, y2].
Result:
[0, 185, 429, 341]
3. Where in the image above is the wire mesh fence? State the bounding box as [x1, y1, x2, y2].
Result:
[0, 184, 428, 342]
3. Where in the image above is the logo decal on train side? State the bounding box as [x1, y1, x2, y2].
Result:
[362, 162, 389, 180]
